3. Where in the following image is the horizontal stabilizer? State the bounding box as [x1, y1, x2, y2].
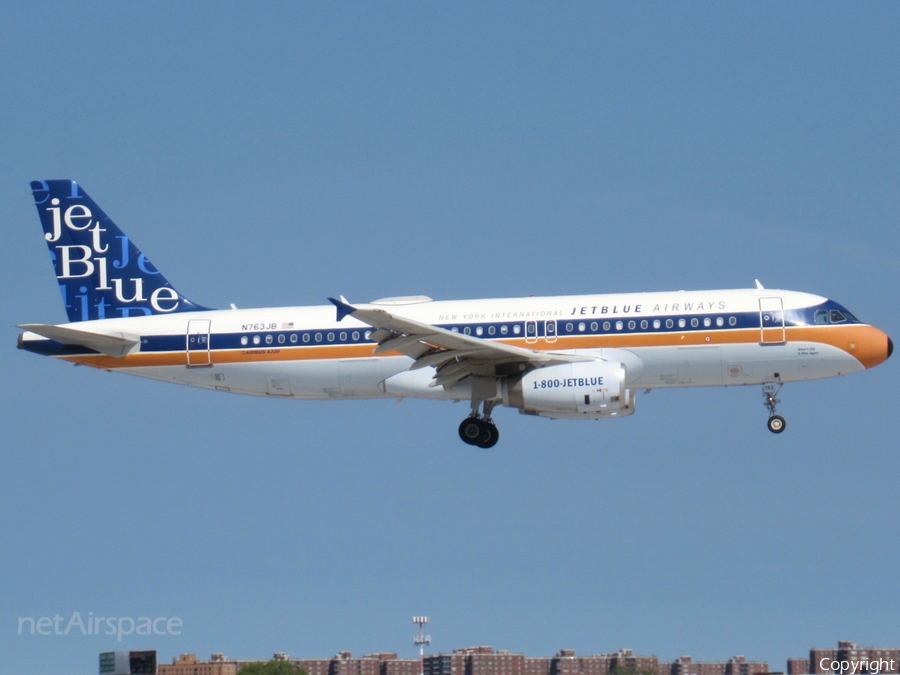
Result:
[18, 324, 138, 358]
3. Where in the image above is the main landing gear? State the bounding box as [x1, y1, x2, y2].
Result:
[459, 400, 499, 448]
[763, 382, 786, 434]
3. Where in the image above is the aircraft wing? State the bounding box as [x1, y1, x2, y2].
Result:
[329, 298, 592, 388]
[18, 324, 139, 358]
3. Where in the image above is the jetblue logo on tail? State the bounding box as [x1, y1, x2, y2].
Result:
[31, 180, 208, 322]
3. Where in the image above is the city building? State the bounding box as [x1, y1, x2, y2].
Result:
[158, 653, 237, 675]
[428, 646, 765, 675]
[667, 655, 771, 675]
[154, 645, 772, 675]
[788, 642, 900, 675]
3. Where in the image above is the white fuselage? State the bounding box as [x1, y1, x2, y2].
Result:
[21, 288, 887, 406]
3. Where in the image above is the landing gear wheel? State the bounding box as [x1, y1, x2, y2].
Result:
[762, 383, 786, 434]
[767, 415, 786, 434]
[475, 423, 499, 449]
[459, 418, 483, 445]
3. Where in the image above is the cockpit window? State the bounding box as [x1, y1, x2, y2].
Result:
[815, 310, 828, 325]
[830, 310, 847, 323]
[843, 310, 859, 322]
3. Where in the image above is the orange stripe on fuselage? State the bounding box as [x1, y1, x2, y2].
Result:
[57, 324, 890, 370]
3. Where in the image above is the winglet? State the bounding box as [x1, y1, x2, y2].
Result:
[328, 297, 357, 322]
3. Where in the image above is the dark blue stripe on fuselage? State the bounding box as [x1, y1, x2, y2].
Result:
[132, 300, 860, 354]
[25, 300, 861, 358]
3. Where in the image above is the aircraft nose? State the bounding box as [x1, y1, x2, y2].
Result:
[850, 326, 892, 369]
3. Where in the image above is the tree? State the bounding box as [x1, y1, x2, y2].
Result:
[239, 661, 307, 675]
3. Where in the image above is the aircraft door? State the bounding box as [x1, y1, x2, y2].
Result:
[186, 319, 212, 367]
[759, 297, 786, 344]
[544, 320, 557, 343]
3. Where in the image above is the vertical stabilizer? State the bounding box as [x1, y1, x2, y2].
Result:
[30, 180, 209, 322]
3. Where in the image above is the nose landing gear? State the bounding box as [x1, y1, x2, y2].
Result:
[763, 382, 786, 434]
[459, 400, 500, 448]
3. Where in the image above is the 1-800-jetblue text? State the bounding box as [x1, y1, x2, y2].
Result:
[533, 377, 604, 389]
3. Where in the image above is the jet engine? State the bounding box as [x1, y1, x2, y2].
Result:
[502, 360, 634, 419]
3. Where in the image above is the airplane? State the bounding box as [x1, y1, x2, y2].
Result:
[18, 180, 892, 447]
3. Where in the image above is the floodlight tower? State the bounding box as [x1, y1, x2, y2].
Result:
[412, 616, 431, 675]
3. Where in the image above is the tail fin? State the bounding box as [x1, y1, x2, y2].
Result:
[30, 180, 210, 322]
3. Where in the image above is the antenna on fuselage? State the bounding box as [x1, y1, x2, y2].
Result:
[754, 279, 765, 290]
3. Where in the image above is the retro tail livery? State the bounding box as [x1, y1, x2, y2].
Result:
[19, 180, 892, 446]
[31, 180, 207, 322]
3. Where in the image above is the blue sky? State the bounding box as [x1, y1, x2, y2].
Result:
[2, 3, 899, 674]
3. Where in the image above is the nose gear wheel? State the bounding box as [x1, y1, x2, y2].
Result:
[763, 383, 786, 434]
[767, 415, 786, 433]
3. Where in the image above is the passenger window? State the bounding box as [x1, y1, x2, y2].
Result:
[628, 320, 635, 330]
[302, 333, 310, 343]
[253, 335, 261, 345]
[578, 322, 586, 332]
[339, 332, 347, 341]
[451, 327, 459, 333]
[653, 319, 661, 329]
[315, 333, 322, 342]
[327, 332, 335, 342]
[352, 331, 359, 340]
[475, 326, 483, 336]
[488, 326, 495, 335]
[241, 336, 248, 346]
[615, 321, 623, 330]
[364, 331, 371, 339]
[513, 325, 521, 335]
[265, 334, 273, 344]
[703, 317, 711, 327]
[678, 319, 686, 328]
[526, 324, 535, 335]
[278, 334, 285, 344]
[501, 325, 508, 335]
[565, 323, 574, 332]
[641, 320, 648, 329]
[603, 321, 611, 331]
[729, 317, 737, 326]
[463, 326, 470, 336]
[590, 322, 598, 331]
[666, 319, 674, 329]
[690, 318, 699, 328]
[830, 310, 847, 323]
[290, 334, 297, 343]
[716, 317, 724, 327]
